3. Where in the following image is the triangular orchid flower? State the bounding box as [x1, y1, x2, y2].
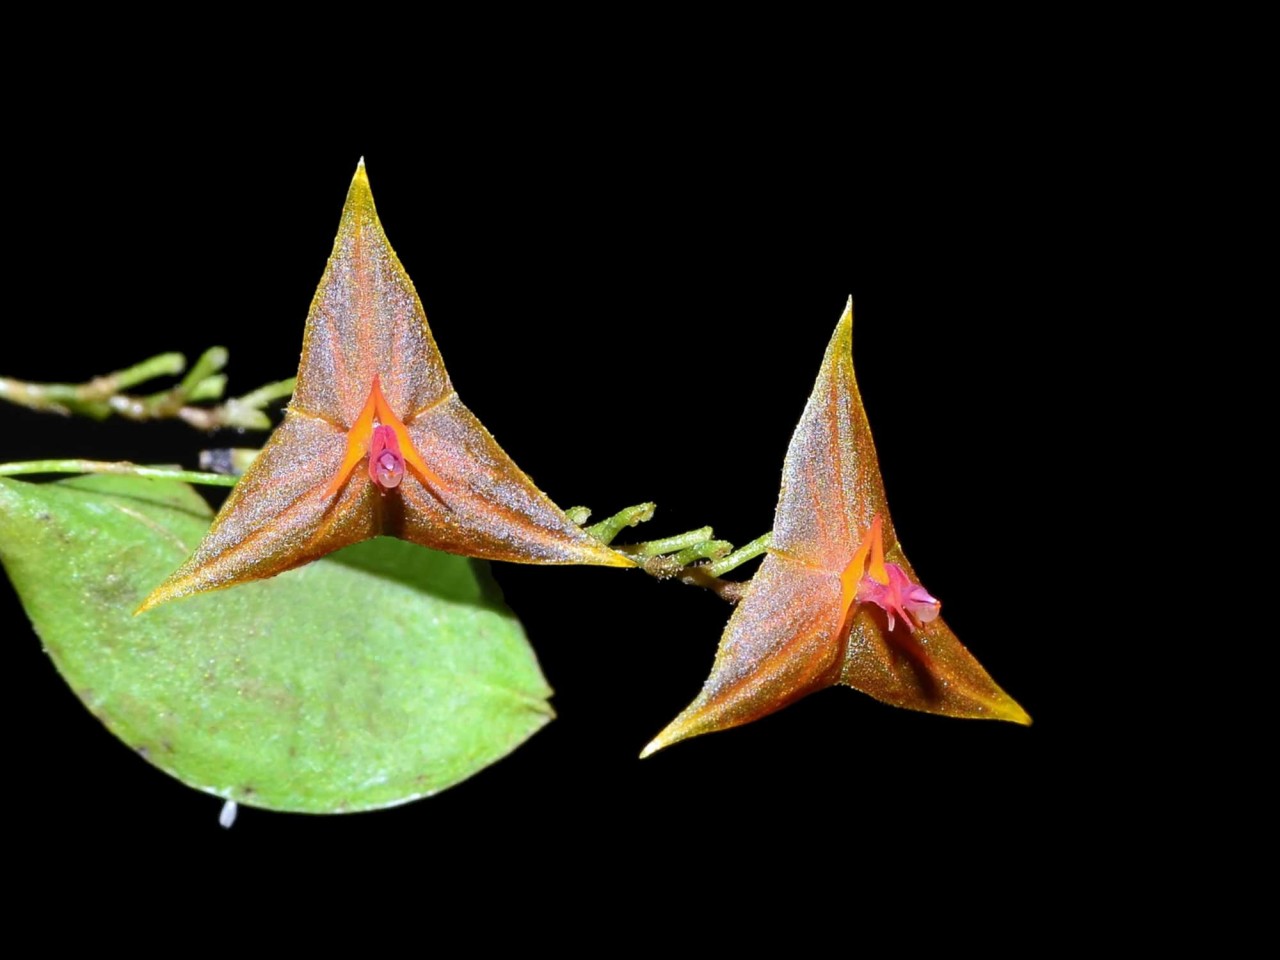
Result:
[643, 300, 1029, 755]
[140, 161, 629, 612]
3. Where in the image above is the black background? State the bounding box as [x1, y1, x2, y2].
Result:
[1, 106, 1070, 868]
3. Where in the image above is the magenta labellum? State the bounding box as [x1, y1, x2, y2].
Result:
[369, 424, 405, 490]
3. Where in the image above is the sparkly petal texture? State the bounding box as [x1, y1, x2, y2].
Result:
[140, 161, 629, 612]
[643, 300, 1028, 755]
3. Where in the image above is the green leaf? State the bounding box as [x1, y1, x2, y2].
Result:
[0, 474, 552, 814]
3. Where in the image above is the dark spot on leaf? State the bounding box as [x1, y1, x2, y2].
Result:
[136, 746, 150, 761]
[37, 512, 51, 522]
[89, 572, 138, 608]
[162, 740, 175, 753]
[288, 745, 297, 758]
[240, 786, 256, 798]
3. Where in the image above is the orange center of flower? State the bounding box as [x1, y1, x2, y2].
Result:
[325, 375, 444, 497]
[839, 514, 888, 614]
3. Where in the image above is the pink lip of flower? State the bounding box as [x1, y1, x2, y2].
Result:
[840, 514, 941, 633]
[855, 562, 940, 633]
[368, 423, 406, 491]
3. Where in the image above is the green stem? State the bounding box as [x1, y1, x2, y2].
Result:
[620, 526, 715, 559]
[187, 375, 228, 403]
[232, 377, 296, 409]
[94, 352, 189, 397]
[636, 532, 767, 603]
[670, 539, 733, 566]
[586, 502, 656, 544]
[1, 352, 293, 431]
[0, 352, 188, 416]
[202, 377, 297, 430]
[0, 459, 238, 487]
[707, 533, 772, 577]
[582, 500, 770, 602]
[178, 347, 229, 397]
